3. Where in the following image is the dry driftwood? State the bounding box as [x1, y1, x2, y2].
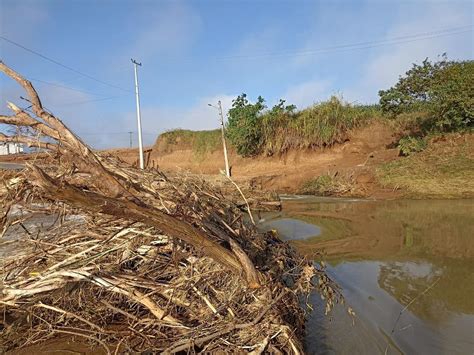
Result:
[0, 61, 260, 288]
[0, 61, 341, 353]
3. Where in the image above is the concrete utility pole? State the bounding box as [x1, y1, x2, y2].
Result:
[131, 59, 144, 169]
[128, 131, 133, 148]
[208, 101, 231, 177]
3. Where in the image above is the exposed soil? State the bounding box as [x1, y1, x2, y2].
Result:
[104, 122, 401, 199]
[6, 123, 471, 199]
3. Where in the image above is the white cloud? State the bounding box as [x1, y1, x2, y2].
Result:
[38, 86, 91, 109]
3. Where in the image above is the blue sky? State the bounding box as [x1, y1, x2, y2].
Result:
[1, 0, 472, 148]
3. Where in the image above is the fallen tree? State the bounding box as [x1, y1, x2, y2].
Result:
[0, 61, 340, 353]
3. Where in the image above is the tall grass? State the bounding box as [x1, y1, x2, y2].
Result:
[259, 97, 380, 156]
[156, 97, 382, 158]
[155, 129, 221, 158]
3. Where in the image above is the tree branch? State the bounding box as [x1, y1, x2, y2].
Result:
[0, 132, 60, 151]
[29, 165, 245, 277]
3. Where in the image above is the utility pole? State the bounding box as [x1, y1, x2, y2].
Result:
[128, 131, 133, 148]
[208, 101, 231, 177]
[131, 59, 144, 170]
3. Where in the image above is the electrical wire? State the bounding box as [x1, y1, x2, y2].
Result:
[54, 96, 126, 107]
[205, 25, 473, 61]
[29, 77, 112, 97]
[78, 132, 156, 136]
[0, 35, 132, 92]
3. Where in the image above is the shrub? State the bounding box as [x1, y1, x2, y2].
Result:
[386, 111, 432, 137]
[227, 94, 266, 157]
[227, 94, 380, 157]
[300, 175, 335, 195]
[398, 136, 427, 156]
[379, 56, 474, 131]
[299, 173, 355, 196]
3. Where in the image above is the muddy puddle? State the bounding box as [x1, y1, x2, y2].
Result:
[259, 197, 474, 354]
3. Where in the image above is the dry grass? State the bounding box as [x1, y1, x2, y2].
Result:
[376, 133, 474, 198]
[0, 60, 342, 354]
[259, 98, 380, 156]
[298, 173, 358, 197]
[155, 129, 221, 159]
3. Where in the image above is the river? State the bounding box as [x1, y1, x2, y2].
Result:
[259, 196, 474, 354]
[0, 162, 24, 170]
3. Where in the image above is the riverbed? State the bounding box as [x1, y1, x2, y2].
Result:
[259, 196, 474, 354]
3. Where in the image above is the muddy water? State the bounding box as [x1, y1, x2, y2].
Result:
[259, 197, 474, 354]
[0, 162, 24, 170]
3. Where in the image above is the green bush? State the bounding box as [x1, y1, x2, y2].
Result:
[227, 94, 266, 157]
[379, 56, 474, 131]
[398, 136, 427, 156]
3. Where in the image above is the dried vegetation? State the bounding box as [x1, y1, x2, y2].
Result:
[0, 62, 340, 353]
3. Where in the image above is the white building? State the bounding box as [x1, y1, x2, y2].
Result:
[0, 142, 24, 155]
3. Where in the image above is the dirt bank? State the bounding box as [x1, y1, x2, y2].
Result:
[8, 123, 472, 199]
[108, 122, 401, 198]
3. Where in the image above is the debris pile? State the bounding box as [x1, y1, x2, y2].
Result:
[0, 61, 339, 353]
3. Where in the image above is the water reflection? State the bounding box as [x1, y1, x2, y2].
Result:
[258, 218, 321, 240]
[262, 197, 474, 354]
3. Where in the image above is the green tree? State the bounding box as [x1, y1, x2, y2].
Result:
[227, 94, 266, 156]
[379, 56, 474, 131]
[269, 99, 297, 116]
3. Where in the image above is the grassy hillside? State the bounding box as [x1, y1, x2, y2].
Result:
[147, 57, 473, 199]
[258, 98, 380, 156]
[376, 133, 474, 198]
[226, 95, 381, 156]
[155, 97, 382, 159]
[155, 129, 221, 158]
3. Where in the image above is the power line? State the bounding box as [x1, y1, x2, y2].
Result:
[206, 25, 473, 61]
[0, 35, 132, 92]
[77, 131, 156, 136]
[54, 95, 126, 107]
[29, 77, 111, 97]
